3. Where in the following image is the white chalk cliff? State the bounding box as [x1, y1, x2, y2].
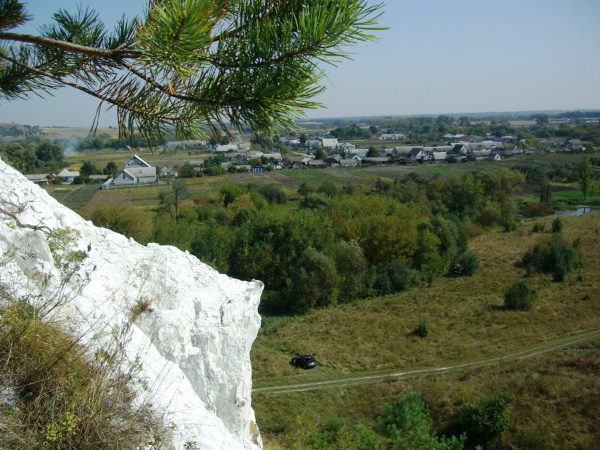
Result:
[0, 158, 263, 449]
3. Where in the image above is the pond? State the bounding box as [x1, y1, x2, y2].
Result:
[556, 207, 593, 216]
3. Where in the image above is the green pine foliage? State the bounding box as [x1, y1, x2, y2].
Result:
[0, 1, 387, 144]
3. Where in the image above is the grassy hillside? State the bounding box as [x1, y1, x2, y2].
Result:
[251, 211, 600, 448]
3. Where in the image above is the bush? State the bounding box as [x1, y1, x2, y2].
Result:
[502, 216, 516, 232]
[476, 206, 502, 228]
[520, 202, 553, 218]
[504, 280, 536, 311]
[455, 392, 513, 447]
[256, 184, 288, 204]
[522, 235, 580, 282]
[379, 389, 465, 450]
[552, 216, 563, 233]
[449, 252, 479, 277]
[0, 290, 163, 449]
[413, 318, 430, 338]
[532, 222, 545, 233]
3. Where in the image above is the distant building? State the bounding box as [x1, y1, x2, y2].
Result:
[102, 155, 157, 189]
[57, 169, 80, 184]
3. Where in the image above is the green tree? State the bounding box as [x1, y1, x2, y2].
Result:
[177, 161, 196, 178]
[456, 392, 513, 447]
[35, 141, 63, 164]
[367, 146, 379, 157]
[379, 389, 465, 450]
[103, 161, 118, 177]
[90, 205, 153, 244]
[0, 1, 385, 144]
[314, 147, 327, 160]
[79, 160, 99, 178]
[220, 183, 243, 207]
[290, 247, 339, 309]
[158, 178, 190, 221]
[578, 155, 594, 200]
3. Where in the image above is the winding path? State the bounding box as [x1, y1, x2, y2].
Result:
[253, 329, 600, 395]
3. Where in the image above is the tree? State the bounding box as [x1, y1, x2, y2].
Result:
[578, 155, 594, 200]
[0, 1, 385, 144]
[79, 160, 100, 178]
[103, 161, 118, 177]
[158, 178, 190, 220]
[35, 141, 63, 164]
[91, 204, 153, 243]
[220, 183, 243, 207]
[314, 147, 327, 161]
[290, 247, 339, 310]
[177, 161, 196, 178]
[456, 392, 513, 447]
[379, 389, 465, 450]
[366, 146, 379, 157]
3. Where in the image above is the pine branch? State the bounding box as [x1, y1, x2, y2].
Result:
[0, 31, 140, 60]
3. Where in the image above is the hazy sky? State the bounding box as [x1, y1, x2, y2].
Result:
[0, 0, 599, 128]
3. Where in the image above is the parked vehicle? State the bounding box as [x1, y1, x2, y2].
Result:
[290, 354, 318, 369]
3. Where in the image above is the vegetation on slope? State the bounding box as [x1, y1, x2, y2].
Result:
[252, 211, 599, 448]
[0, 229, 164, 449]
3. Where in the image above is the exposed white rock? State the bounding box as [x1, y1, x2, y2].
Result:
[0, 158, 263, 449]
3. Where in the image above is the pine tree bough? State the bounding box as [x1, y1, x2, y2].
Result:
[0, 0, 386, 145]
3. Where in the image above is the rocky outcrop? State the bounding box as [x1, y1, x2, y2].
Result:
[0, 158, 263, 448]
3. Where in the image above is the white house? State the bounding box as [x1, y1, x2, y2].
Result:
[378, 133, 406, 140]
[103, 155, 157, 189]
[57, 169, 80, 183]
[320, 138, 339, 149]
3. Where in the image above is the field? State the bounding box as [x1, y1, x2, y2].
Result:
[252, 211, 600, 448]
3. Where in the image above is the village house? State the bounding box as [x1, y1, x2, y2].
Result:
[102, 155, 157, 190]
[340, 159, 359, 167]
[24, 173, 54, 185]
[57, 168, 80, 184]
[378, 133, 406, 140]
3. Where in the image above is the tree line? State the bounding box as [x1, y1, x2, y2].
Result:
[91, 168, 528, 315]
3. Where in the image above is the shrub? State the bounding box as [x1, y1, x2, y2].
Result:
[449, 252, 479, 277]
[532, 222, 545, 233]
[522, 235, 580, 282]
[256, 184, 288, 204]
[379, 389, 465, 450]
[504, 280, 536, 311]
[414, 318, 430, 338]
[300, 192, 330, 209]
[0, 293, 163, 449]
[308, 419, 379, 450]
[551, 216, 563, 233]
[520, 202, 553, 218]
[502, 216, 516, 232]
[455, 392, 513, 447]
[476, 206, 502, 228]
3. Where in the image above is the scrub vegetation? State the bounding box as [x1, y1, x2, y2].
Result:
[0, 229, 164, 449]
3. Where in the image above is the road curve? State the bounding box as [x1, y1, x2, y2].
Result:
[253, 329, 600, 395]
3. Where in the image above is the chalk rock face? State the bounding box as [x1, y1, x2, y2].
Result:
[0, 158, 263, 449]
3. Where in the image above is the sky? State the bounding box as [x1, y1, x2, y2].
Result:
[0, 0, 599, 128]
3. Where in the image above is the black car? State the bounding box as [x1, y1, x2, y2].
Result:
[290, 354, 318, 369]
